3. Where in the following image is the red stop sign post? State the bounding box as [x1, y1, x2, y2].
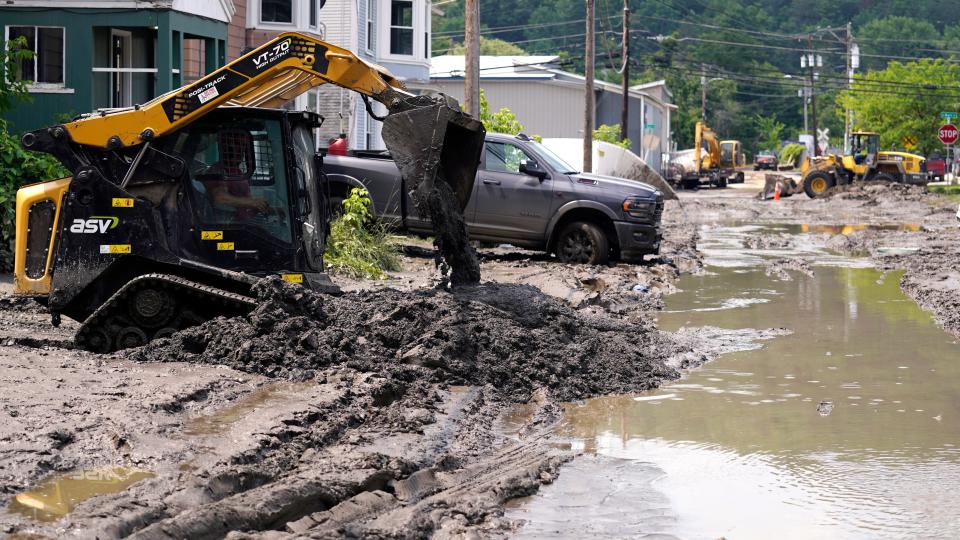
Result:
[939, 124, 959, 145]
[941, 124, 960, 179]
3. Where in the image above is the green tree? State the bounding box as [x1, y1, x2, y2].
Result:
[755, 114, 785, 151]
[838, 59, 960, 155]
[447, 37, 528, 56]
[0, 36, 32, 114]
[478, 88, 523, 134]
[593, 124, 631, 149]
[856, 16, 941, 70]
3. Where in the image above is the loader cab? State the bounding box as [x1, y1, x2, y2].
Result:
[719, 140, 741, 169]
[157, 107, 328, 278]
[850, 132, 879, 167]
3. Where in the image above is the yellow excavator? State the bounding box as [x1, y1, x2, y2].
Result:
[801, 131, 926, 198]
[13, 32, 484, 352]
[676, 122, 742, 189]
[720, 139, 746, 184]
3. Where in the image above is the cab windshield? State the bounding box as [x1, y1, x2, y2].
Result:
[172, 117, 293, 244]
[528, 140, 578, 174]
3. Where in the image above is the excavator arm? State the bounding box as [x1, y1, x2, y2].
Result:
[693, 121, 720, 174]
[22, 32, 485, 284]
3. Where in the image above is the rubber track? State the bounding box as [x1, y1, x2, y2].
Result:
[75, 273, 256, 351]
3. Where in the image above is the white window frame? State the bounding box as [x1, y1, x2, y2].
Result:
[309, 0, 318, 29]
[365, 0, 375, 54]
[4, 25, 68, 92]
[259, 0, 295, 25]
[382, 0, 417, 60]
[109, 29, 133, 107]
[423, 0, 430, 59]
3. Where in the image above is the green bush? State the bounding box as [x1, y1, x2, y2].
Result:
[779, 143, 806, 167]
[324, 188, 401, 279]
[926, 183, 960, 195]
[0, 119, 69, 271]
[478, 89, 523, 135]
[593, 124, 631, 149]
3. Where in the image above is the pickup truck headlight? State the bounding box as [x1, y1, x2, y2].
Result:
[623, 197, 656, 220]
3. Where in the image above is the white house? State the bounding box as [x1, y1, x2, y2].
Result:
[310, 0, 433, 149]
[429, 55, 676, 172]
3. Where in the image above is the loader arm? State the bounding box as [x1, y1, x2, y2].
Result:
[23, 33, 411, 164]
[22, 32, 485, 285]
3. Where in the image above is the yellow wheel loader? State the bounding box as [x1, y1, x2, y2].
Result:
[801, 131, 926, 198]
[13, 32, 484, 352]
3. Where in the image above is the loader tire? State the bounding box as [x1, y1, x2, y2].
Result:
[804, 171, 835, 198]
[556, 221, 610, 265]
[873, 173, 897, 183]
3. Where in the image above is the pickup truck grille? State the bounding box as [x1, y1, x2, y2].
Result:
[653, 200, 664, 223]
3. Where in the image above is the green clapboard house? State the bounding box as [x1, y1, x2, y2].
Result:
[1, 2, 234, 133]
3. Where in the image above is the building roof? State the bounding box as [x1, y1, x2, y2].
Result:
[5, 0, 236, 23]
[630, 79, 673, 99]
[430, 55, 562, 80]
[430, 54, 675, 108]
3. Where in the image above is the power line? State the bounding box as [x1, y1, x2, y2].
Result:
[432, 31, 590, 55]
[630, 13, 960, 60]
[433, 16, 619, 38]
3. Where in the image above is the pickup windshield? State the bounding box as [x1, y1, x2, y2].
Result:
[528, 141, 578, 174]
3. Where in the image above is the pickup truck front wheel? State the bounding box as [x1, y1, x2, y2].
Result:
[556, 221, 610, 265]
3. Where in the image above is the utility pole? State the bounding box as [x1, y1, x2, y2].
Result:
[619, 0, 630, 141]
[700, 67, 707, 121]
[808, 36, 818, 156]
[802, 85, 808, 135]
[584, 0, 595, 172]
[464, 0, 480, 118]
[844, 22, 858, 153]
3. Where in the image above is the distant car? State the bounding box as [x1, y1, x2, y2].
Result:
[754, 151, 778, 171]
[926, 154, 946, 181]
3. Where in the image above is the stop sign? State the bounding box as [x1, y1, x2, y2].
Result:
[940, 124, 959, 145]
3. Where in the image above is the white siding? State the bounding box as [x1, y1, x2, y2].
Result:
[316, 0, 353, 50]
[173, 0, 234, 22]
[433, 80, 586, 138]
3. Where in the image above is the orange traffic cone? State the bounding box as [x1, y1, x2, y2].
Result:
[774, 181, 781, 201]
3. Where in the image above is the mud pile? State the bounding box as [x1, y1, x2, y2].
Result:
[0, 295, 47, 313]
[822, 181, 930, 203]
[130, 279, 689, 402]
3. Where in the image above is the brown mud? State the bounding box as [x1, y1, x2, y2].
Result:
[0, 232, 705, 538]
[4, 172, 960, 538]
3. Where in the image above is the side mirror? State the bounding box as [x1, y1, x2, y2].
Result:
[519, 159, 549, 180]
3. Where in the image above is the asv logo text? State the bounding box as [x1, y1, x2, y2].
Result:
[70, 216, 119, 234]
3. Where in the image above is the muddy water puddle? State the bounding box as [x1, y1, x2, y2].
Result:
[510, 224, 960, 539]
[183, 381, 310, 436]
[8, 467, 154, 522]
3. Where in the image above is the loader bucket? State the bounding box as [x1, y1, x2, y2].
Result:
[382, 94, 485, 212]
[381, 94, 486, 285]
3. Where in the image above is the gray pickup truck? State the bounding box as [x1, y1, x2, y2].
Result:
[323, 133, 664, 264]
